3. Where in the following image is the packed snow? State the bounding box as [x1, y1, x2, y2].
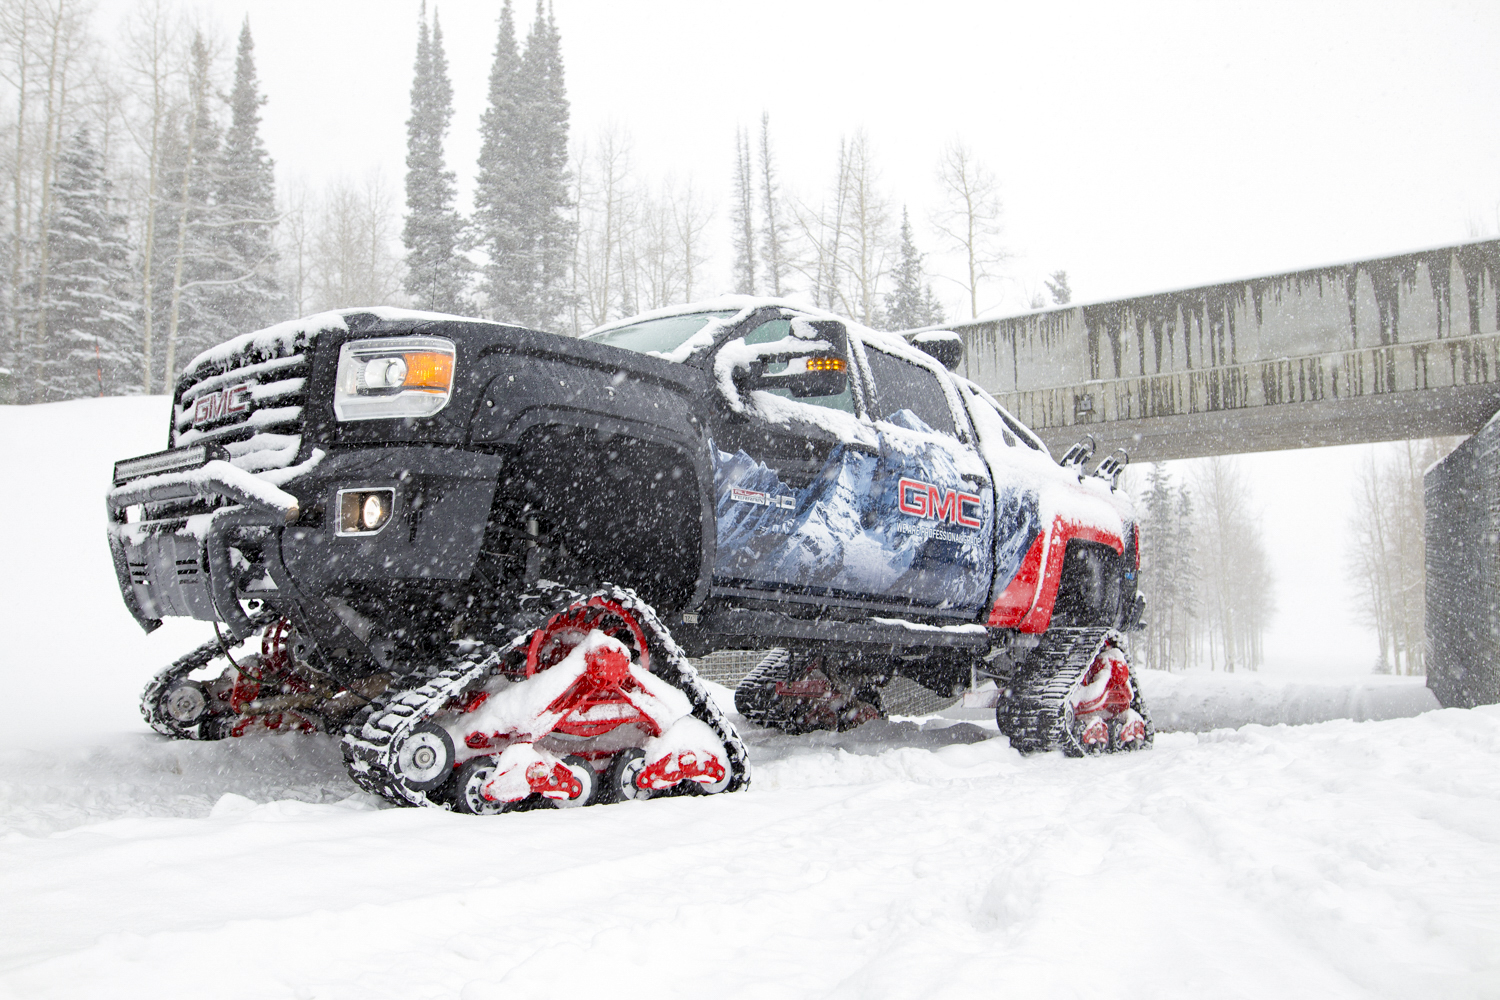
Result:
[2, 397, 1497, 999]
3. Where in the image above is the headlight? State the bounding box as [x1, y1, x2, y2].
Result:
[334, 336, 456, 421]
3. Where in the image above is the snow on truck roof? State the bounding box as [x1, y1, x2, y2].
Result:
[582, 296, 963, 368]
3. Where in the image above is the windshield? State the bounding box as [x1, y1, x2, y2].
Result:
[582, 311, 736, 357]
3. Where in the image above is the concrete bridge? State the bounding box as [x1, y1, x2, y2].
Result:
[948, 238, 1500, 462]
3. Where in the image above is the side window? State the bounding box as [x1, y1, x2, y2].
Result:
[961, 383, 1018, 447]
[961, 381, 1046, 452]
[865, 348, 957, 437]
[742, 317, 856, 414]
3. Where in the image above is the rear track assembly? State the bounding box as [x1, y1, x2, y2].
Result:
[998, 626, 1153, 756]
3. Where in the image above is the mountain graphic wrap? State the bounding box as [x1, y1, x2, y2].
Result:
[711, 410, 1040, 612]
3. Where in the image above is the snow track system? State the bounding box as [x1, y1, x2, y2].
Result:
[734, 649, 883, 734]
[340, 585, 749, 813]
[998, 627, 1153, 756]
[139, 586, 749, 814]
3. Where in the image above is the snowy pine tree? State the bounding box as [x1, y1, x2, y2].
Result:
[473, 0, 525, 322]
[731, 125, 755, 295]
[884, 208, 943, 329]
[32, 127, 138, 400]
[1137, 464, 1203, 672]
[159, 32, 238, 385]
[402, 7, 470, 313]
[1045, 269, 1072, 306]
[210, 19, 284, 330]
[513, 0, 573, 329]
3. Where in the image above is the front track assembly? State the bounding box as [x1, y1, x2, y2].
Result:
[140, 609, 387, 741]
[998, 626, 1153, 756]
[733, 649, 884, 733]
[341, 585, 750, 813]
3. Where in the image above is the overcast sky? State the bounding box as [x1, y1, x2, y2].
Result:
[98, 0, 1500, 673]
[102, 0, 1500, 316]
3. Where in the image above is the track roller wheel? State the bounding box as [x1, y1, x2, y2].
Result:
[600, 748, 649, 803]
[394, 721, 456, 792]
[160, 679, 210, 728]
[453, 756, 507, 815]
[683, 755, 732, 796]
[553, 755, 597, 808]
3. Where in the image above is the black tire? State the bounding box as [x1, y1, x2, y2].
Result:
[598, 748, 649, 803]
[392, 721, 456, 792]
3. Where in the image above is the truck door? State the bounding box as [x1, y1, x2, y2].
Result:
[859, 344, 996, 615]
[708, 313, 887, 607]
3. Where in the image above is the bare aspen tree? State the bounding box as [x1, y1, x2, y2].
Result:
[837, 130, 890, 326]
[575, 128, 633, 329]
[0, 0, 90, 400]
[758, 111, 787, 297]
[309, 171, 403, 310]
[671, 176, 712, 302]
[632, 181, 676, 311]
[932, 139, 1007, 319]
[30, 0, 89, 398]
[567, 142, 586, 334]
[1191, 456, 1274, 672]
[0, 0, 36, 375]
[162, 28, 213, 389]
[280, 176, 312, 315]
[791, 132, 890, 326]
[1347, 438, 1459, 674]
[789, 137, 852, 313]
[121, 0, 178, 392]
[730, 124, 754, 294]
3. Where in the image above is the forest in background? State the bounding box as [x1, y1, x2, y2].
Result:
[0, 0, 1048, 406]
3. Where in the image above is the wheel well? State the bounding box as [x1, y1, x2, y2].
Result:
[481, 425, 704, 613]
[1049, 539, 1129, 628]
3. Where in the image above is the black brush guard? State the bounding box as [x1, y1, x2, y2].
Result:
[106, 449, 301, 641]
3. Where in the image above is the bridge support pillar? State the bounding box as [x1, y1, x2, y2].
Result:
[1425, 410, 1500, 708]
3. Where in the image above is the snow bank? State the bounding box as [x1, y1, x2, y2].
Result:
[4, 397, 1499, 1000]
[1137, 668, 1440, 731]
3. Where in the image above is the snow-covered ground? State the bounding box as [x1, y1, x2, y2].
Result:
[2, 398, 1497, 999]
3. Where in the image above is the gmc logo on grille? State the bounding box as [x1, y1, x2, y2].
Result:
[191, 383, 251, 428]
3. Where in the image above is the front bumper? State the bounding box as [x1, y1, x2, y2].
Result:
[107, 455, 302, 638]
[106, 446, 503, 641]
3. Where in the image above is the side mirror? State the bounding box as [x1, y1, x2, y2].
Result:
[911, 331, 963, 370]
[738, 319, 851, 399]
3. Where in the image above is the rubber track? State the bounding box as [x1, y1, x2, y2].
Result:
[139, 609, 279, 739]
[998, 626, 1154, 756]
[339, 585, 751, 810]
[732, 649, 794, 727]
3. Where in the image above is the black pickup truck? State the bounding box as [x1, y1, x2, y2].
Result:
[107, 298, 1152, 814]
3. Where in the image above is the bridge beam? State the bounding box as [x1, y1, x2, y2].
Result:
[949, 239, 1500, 461]
[1031, 379, 1500, 462]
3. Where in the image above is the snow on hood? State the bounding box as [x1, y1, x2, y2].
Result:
[181, 307, 487, 376]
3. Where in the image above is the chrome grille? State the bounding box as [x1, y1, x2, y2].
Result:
[171, 337, 313, 474]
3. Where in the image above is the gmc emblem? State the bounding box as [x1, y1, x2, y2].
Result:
[897, 476, 983, 529]
[191, 383, 252, 428]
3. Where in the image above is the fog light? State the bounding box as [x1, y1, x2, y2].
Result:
[362, 493, 387, 529]
[337, 488, 396, 535]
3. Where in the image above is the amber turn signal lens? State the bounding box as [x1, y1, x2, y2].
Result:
[401, 352, 454, 392]
[806, 356, 846, 372]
